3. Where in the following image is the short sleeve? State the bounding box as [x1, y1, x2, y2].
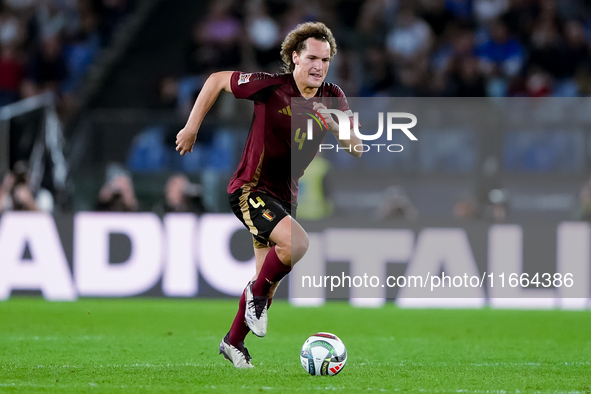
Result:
[230, 71, 282, 101]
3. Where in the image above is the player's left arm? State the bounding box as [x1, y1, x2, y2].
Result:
[312, 102, 362, 158]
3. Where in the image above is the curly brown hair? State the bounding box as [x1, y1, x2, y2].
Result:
[280, 22, 337, 73]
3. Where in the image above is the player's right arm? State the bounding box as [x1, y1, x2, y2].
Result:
[175, 71, 233, 156]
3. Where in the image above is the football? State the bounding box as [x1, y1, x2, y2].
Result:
[300, 332, 347, 376]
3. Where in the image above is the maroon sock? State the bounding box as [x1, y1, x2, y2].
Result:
[228, 288, 250, 347]
[252, 246, 291, 297]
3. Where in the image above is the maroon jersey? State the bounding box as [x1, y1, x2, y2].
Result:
[228, 71, 352, 203]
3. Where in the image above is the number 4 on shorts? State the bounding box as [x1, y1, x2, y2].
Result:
[249, 197, 265, 208]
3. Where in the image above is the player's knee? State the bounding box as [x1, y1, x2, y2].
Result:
[290, 232, 309, 265]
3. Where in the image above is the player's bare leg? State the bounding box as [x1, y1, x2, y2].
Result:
[246, 216, 308, 337]
[269, 216, 309, 265]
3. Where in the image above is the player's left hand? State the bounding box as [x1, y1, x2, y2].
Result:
[312, 102, 339, 132]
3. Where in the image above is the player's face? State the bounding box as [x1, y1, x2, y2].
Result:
[293, 38, 331, 90]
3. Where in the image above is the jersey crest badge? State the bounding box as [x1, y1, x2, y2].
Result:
[238, 73, 252, 85]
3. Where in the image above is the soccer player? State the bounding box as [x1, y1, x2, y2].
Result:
[175, 22, 361, 368]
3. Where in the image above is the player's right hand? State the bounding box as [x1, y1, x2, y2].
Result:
[175, 128, 197, 156]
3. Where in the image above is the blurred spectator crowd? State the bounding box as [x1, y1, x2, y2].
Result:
[93, 163, 205, 214]
[0, 0, 136, 114]
[5, 0, 591, 219]
[0, 160, 53, 213]
[178, 0, 591, 98]
[123, 0, 591, 219]
[0, 160, 206, 215]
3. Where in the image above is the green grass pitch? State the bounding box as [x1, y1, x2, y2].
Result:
[0, 298, 590, 393]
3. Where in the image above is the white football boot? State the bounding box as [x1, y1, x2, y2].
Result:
[219, 333, 254, 368]
[244, 281, 268, 337]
